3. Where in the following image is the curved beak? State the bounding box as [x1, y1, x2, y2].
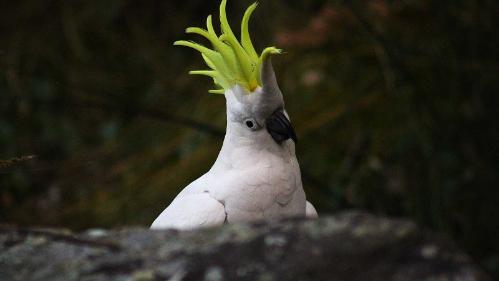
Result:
[265, 110, 298, 144]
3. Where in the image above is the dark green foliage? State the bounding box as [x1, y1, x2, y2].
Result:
[0, 0, 498, 277]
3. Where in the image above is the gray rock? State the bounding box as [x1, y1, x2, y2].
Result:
[0, 211, 491, 281]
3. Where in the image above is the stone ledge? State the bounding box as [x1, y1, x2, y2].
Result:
[0, 211, 491, 281]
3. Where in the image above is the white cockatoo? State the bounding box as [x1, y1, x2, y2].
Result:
[151, 0, 317, 230]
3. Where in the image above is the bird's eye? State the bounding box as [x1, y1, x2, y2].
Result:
[243, 118, 259, 130]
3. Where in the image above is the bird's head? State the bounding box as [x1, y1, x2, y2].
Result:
[175, 0, 296, 145]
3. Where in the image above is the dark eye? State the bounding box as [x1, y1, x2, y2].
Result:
[245, 120, 254, 128]
[243, 118, 259, 130]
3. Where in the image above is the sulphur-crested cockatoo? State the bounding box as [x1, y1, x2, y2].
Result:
[151, 0, 317, 230]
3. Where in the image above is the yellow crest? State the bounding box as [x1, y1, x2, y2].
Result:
[174, 0, 282, 94]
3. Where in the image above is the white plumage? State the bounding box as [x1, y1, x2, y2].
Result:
[152, 82, 317, 230]
[151, 1, 317, 230]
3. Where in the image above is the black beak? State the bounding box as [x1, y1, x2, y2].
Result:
[266, 110, 298, 144]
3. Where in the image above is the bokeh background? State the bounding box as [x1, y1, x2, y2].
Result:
[1, 0, 498, 277]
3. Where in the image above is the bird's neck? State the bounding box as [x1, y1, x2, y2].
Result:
[210, 120, 296, 172]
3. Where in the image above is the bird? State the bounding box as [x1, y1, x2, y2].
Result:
[151, 0, 317, 230]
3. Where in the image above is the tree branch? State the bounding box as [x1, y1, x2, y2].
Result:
[0, 155, 36, 169]
[72, 99, 225, 138]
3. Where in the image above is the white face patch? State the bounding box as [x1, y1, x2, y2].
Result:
[225, 84, 283, 127]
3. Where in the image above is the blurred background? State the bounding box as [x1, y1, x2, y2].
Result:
[1, 0, 498, 277]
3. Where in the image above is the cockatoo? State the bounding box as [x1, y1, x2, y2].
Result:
[151, 0, 317, 230]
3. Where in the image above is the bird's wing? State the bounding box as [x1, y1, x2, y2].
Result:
[306, 201, 318, 218]
[150, 192, 226, 230]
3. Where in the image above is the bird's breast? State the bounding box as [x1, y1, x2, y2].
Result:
[208, 150, 303, 222]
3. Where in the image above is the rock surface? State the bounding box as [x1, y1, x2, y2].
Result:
[0, 211, 491, 281]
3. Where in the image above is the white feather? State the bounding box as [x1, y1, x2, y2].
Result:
[151, 86, 317, 230]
